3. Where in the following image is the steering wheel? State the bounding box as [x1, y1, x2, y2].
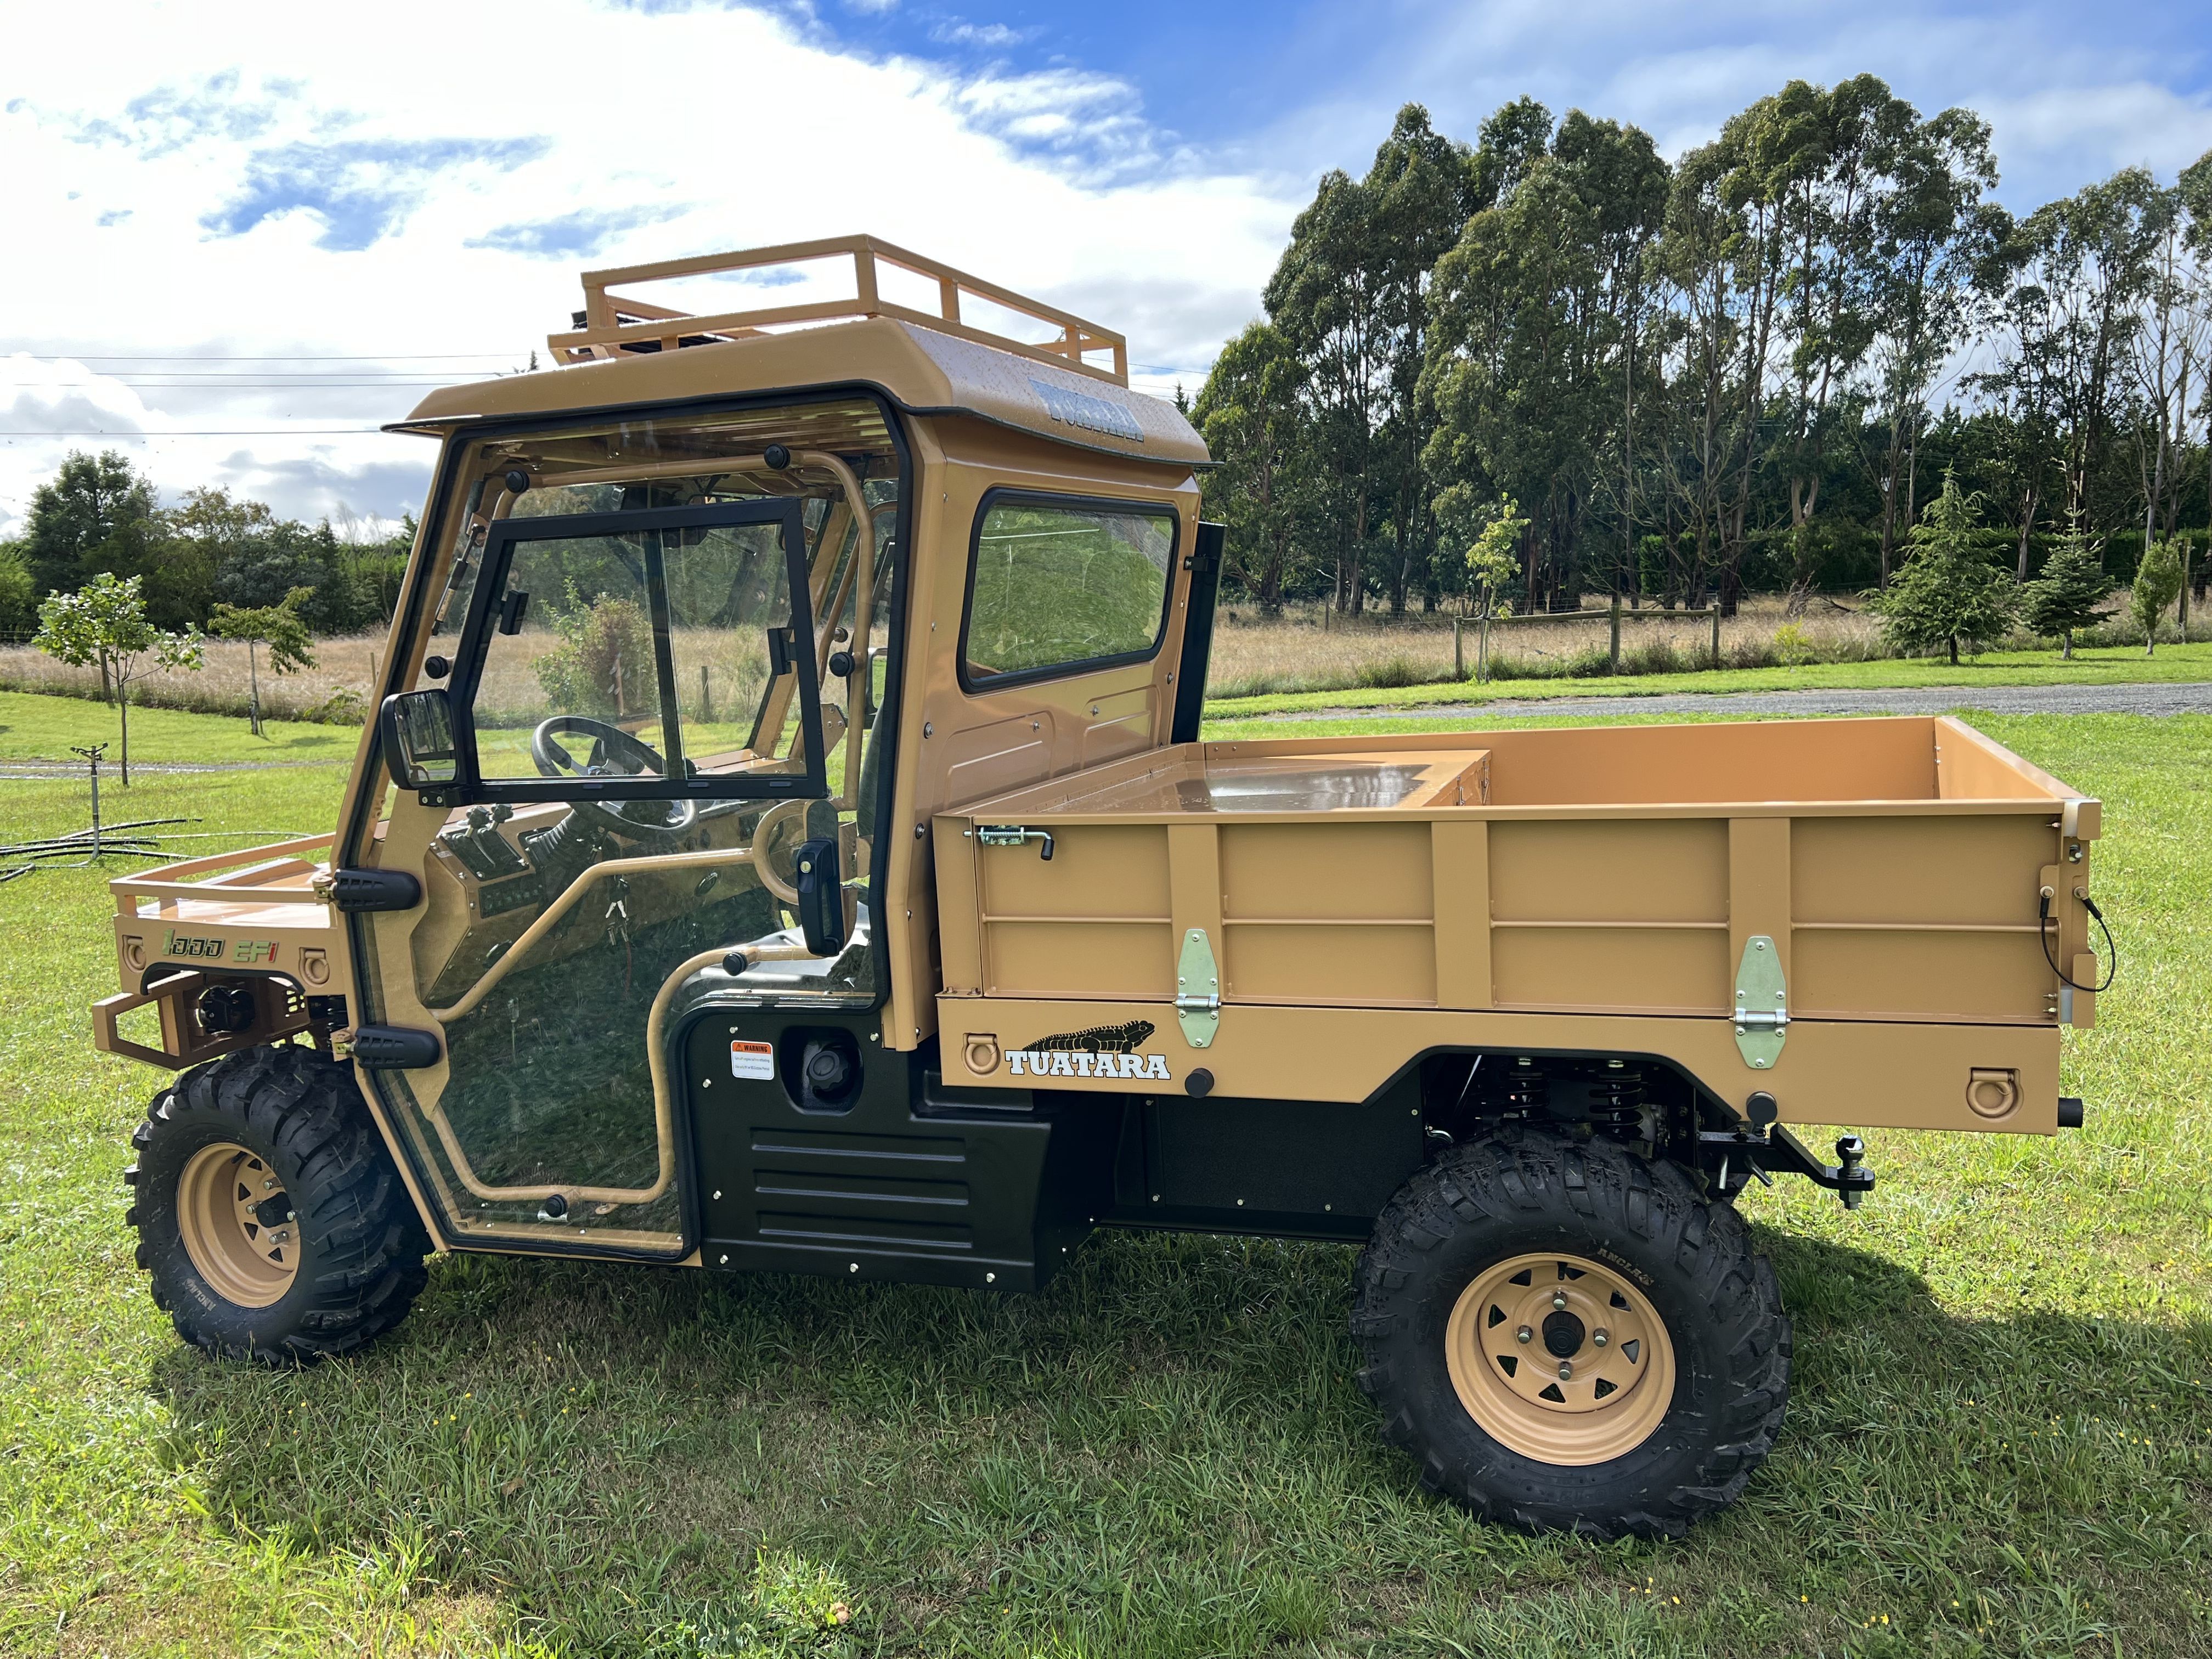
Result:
[531, 715, 698, 839]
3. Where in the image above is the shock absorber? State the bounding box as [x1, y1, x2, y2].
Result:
[1502, 1057, 1547, 1119]
[1595, 1061, 1647, 1141]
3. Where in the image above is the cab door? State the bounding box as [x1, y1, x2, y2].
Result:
[354, 498, 831, 1256]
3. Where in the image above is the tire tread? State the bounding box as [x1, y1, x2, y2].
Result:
[128, 1045, 429, 1365]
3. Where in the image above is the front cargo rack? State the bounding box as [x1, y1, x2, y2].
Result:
[546, 233, 1130, 385]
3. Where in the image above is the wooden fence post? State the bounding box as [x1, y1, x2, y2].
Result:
[1453, 617, 1464, 679]
[1609, 595, 1622, 673]
[1709, 606, 1722, 667]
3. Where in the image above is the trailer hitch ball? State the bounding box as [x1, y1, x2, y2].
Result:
[1836, 1137, 1867, 1210]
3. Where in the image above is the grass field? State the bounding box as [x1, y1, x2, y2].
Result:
[1, 693, 2208, 1657]
[1204, 640, 2212, 720]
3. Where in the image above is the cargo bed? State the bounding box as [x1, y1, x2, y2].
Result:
[932, 717, 2100, 1135]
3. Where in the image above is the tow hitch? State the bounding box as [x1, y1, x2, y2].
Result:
[1700, 1092, 1874, 1208]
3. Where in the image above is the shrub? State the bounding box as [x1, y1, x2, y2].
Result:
[534, 585, 654, 718]
[1771, 622, 1816, 666]
[1353, 653, 1437, 689]
[2130, 541, 2186, 656]
[300, 687, 368, 725]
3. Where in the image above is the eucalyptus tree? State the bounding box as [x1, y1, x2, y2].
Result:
[1265, 168, 1387, 612]
[1364, 105, 1482, 613]
[1422, 104, 1669, 614]
[1426, 138, 1598, 613]
[1194, 322, 1306, 610]
[1553, 112, 1669, 599]
[2128, 172, 2207, 572]
[1993, 170, 2168, 530]
[1652, 116, 1790, 612]
[1752, 76, 1911, 601]
[1863, 105, 2003, 581]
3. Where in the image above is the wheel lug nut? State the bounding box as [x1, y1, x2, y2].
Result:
[1516, 1325, 1533, 1344]
[1552, 1291, 1568, 1310]
[1557, 1361, 1573, 1381]
[264, 1179, 276, 1190]
[1593, 1329, 1609, 1347]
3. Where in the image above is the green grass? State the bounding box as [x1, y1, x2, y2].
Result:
[0, 690, 366, 769]
[1201, 640, 2212, 720]
[3, 693, 2209, 1656]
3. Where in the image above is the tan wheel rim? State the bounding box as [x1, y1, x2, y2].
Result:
[177, 1142, 299, 1309]
[1445, 1251, 1676, 1466]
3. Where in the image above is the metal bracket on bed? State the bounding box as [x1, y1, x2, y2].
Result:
[1175, 928, 1220, 1048]
[1733, 935, 1788, 1069]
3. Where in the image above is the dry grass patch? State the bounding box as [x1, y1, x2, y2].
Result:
[1206, 595, 1891, 698]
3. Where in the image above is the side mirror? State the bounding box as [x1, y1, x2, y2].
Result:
[379, 690, 459, 789]
[793, 836, 847, 957]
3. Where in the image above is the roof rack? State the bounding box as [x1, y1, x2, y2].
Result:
[547, 234, 1129, 386]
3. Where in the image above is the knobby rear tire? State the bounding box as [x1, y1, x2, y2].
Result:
[125, 1044, 431, 1364]
[1352, 1127, 1791, 1538]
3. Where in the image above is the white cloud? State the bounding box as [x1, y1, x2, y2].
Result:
[1239, 0, 2212, 211]
[930, 18, 1039, 49]
[0, 0, 1299, 533]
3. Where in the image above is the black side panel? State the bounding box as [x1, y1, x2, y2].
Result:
[1099, 1079, 1426, 1242]
[682, 1008, 1107, 1291]
[1170, 521, 1226, 744]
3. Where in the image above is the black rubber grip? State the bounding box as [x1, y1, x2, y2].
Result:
[351, 1025, 442, 1069]
[330, 868, 422, 912]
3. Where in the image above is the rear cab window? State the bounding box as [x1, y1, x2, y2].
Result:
[960, 493, 1177, 689]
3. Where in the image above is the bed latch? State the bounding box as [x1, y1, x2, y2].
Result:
[976, 824, 1054, 861]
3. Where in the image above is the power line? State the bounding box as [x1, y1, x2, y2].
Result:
[13, 352, 521, 363]
[11, 371, 494, 380]
[12, 383, 479, 390]
[0, 436, 393, 442]
[12, 383, 480, 390]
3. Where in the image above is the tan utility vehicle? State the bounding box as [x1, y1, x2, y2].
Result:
[100, 236, 2108, 1538]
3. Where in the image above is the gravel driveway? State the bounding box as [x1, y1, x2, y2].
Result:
[1266, 679, 2212, 723]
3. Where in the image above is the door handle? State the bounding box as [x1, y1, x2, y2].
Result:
[794, 837, 847, 957]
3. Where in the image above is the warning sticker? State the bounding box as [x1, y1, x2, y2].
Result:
[730, 1039, 775, 1080]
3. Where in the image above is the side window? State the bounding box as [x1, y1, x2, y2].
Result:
[961, 494, 1176, 687]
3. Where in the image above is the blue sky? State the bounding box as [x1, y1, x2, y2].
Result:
[3, 0, 2209, 532]
[817, 0, 2212, 204]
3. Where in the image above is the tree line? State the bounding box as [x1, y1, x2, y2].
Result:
[0, 449, 412, 638]
[1193, 79, 2212, 616]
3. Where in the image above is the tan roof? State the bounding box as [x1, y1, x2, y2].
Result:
[396, 315, 1209, 470]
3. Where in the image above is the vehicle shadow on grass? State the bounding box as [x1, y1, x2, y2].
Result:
[144, 1224, 2212, 1655]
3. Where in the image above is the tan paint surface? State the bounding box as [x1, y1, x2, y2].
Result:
[941, 996, 2064, 1135]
